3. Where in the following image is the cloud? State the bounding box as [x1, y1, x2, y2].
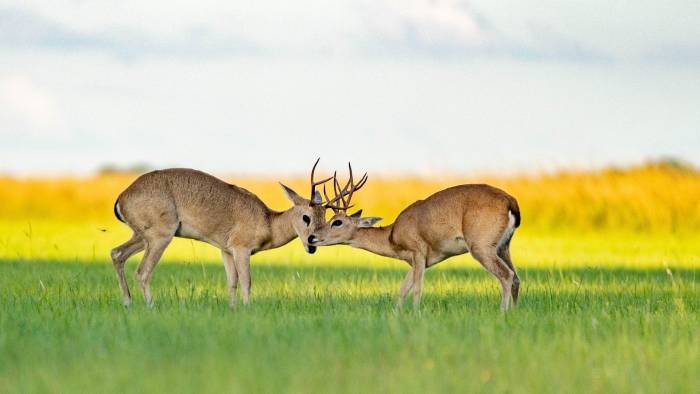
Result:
[2, 1, 698, 64]
[0, 74, 67, 137]
[0, 7, 261, 59]
[643, 43, 700, 65]
[361, 0, 487, 48]
[0, 2, 617, 63]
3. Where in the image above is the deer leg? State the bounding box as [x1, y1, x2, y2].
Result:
[232, 248, 252, 306]
[135, 234, 173, 307]
[472, 245, 514, 311]
[111, 232, 144, 306]
[221, 250, 239, 308]
[411, 254, 427, 309]
[396, 269, 414, 308]
[497, 240, 520, 307]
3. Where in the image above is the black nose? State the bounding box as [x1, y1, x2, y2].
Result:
[308, 235, 317, 244]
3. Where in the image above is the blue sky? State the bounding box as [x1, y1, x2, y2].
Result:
[1, 0, 699, 175]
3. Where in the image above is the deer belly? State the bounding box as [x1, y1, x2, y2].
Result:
[427, 238, 469, 267]
[175, 223, 220, 247]
[439, 236, 470, 256]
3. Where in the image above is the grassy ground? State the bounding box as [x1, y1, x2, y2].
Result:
[1, 163, 699, 392]
[1, 258, 698, 393]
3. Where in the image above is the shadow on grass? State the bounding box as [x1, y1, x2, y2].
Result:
[1, 259, 697, 315]
[3, 256, 698, 279]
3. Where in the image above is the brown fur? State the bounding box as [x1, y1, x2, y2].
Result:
[312, 184, 521, 310]
[110, 168, 326, 307]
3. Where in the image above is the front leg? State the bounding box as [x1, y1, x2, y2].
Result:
[232, 248, 252, 305]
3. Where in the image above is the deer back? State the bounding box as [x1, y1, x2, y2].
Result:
[391, 184, 518, 251]
[118, 169, 271, 245]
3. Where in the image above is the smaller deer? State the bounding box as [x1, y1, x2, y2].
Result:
[111, 159, 340, 307]
[309, 165, 521, 310]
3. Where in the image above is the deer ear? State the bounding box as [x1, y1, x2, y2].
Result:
[350, 210, 363, 219]
[311, 190, 323, 205]
[279, 183, 306, 205]
[358, 217, 382, 228]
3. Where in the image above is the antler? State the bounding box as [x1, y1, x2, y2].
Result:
[310, 158, 333, 205]
[322, 173, 350, 211]
[323, 162, 368, 212]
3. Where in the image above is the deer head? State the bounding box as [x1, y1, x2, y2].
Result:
[308, 162, 382, 247]
[279, 158, 333, 253]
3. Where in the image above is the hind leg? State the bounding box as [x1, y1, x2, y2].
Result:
[123, 197, 179, 307]
[411, 253, 427, 309]
[472, 244, 515, 311]
[232, 248, 252, 305]
[498, 241, 520, 307]
[111, 232, 145, 306]
[396, 269, 414, 309]
[135, 234, 173, 307]
[221, 250, 239, 308]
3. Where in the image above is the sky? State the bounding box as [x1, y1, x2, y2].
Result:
[1, 0, 699, 176]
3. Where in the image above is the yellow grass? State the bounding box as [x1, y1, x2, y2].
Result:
[1, 161, 698, 268]
[1, 161, 698, 232]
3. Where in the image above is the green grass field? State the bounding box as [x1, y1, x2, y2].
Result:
[1, 164, 699, 393]
[1, 231, 698, 393]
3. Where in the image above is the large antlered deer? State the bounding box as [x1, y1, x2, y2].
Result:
[309, 164, 521, 310]
[111, 159, 340, 307]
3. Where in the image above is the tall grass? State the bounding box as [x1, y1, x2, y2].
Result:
[1, 160, 699, 234]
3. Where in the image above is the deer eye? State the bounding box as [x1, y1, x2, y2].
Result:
[331, 219, 343, 227]
[302, 215, 311, 226]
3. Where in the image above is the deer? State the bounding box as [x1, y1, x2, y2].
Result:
[110, 159, 343, 308]
[309, 164, 521, 311]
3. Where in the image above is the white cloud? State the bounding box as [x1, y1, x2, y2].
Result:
[3, 0, 698, 63]
[0, 74, 67, 137]
[0, 50, 698, 175]
[362, 0, 487, 47]
[469, 0, 700, 63]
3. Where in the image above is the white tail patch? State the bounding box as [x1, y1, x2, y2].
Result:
[115, 201, 124, 222]
[497, 210, 516, 253]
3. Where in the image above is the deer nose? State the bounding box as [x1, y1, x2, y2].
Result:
[308, 235, 318, 244]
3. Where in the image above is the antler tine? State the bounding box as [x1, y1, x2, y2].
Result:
[328, 168, 353, 208]
[323, 171, 349, 208]
[355, 172, 368, 191]
[333, 171, 340, 195]
[347, 162, 355, 189]
[343, 163, 368, 209]
[322, 183, 332, 205]
[323, 183, 340, 213]
[323, 162, 367, 211]
[336, 169, 350, 209]
[336, 172, 350, 209]
[326, 202, 354, 211]
[310, 158, 332, 201]
[333, 171, 342, 198]
[310, 157, 320, 186]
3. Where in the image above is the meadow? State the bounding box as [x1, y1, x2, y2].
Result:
[0, 161, 699, 393]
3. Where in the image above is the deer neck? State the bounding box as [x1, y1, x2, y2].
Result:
[349, 225, 398, 259]
[267, 208, 298, 250]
